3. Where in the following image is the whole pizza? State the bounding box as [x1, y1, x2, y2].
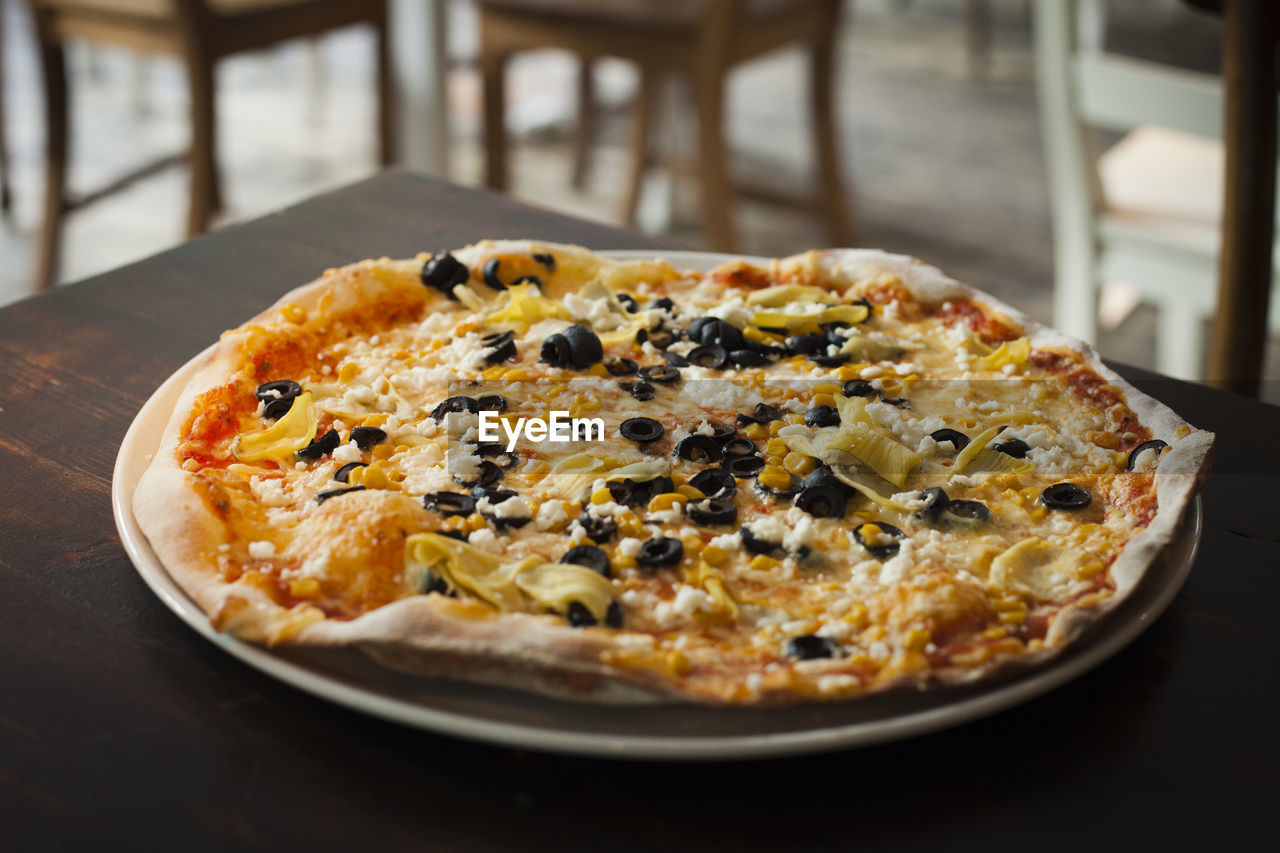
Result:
[133, 240, 1213, 704]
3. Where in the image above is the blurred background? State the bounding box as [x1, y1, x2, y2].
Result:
[2, 0, 1276, 394]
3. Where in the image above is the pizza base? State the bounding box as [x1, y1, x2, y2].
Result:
[133, 241, 1213, 706]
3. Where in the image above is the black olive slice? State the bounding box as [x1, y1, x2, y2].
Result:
[423, 570, 453, 594]
[809, 353, 851, 367]
[540, 333, 572, 368]
[822, 322, 850, 346]
[991, 437, 1029, 458]
[577, 514, 618, 543]
[851, 297, 873, 319]
[674, 435, 723, 463]
[620, 417, 665, 444]
[1126, 439, 1169, 471]
[723, 455, 766, 478]
[454, 460, 502, 488]
[689, 467, 737, 498]
[481, 329, 515, 348]
[565, 601, 597, 628]
[639, 365, 681, 384]
[605, 600, 624, 628]
[650, 297, 675, 312]
[315, 485, 366, 504]
[803, 465, 855, 498]
[729, 349, 772, 368]
[852, 522, 905, 559]
[794, 484, 846, 518]
[333, 461, 367, 483]
[473, 485, 517, 504]
[563, 324, 604, 369]
[944, 499, 990, 523]
[881, 397, 909, 408]
[636, 537, 683, 569]
[607, 476, 674, 508]
[420, 252, 469, 297]
[263, 397, 295, 420]
[255, 380, 302, 405]
[700, 319, 745, 350]
[756, 473, 802, 500]
[913, 486, 950, 521]
[785, 333, 825, 356]
[604, 357, 639, 376]
[626, 380, 656, 401]
[688, 498, 737, 526]
[664, 351, 691, 368]
[475, 393, 507, 413]
[561, 544, 611, 577]
[645, 328, 679, 349]
[804, 405, 840, 427]
[785, 635, 841, 661]
[532, 252, 557, 272]
[511, 275, 544, 288]
[350, 426, 387, 451]
[740, 525, 782, 555]
[1041, 483, 1091, 510]
[737, 402, 783, 425]
[930, 428, 970, 451]
[722, 437, 758, 458]
[617, 293, 639, 313]
[687, 344, 729, 369]
[296, 428, 340, 461]
[431, 396, 479, 421]
[708, 422, 737, 442]
[482, 258, 506, 290]
[423, 491, 477, 516]
[483, 337, 517, 364]
[687, 317, 715, 341]
[842, 379, 878, 399]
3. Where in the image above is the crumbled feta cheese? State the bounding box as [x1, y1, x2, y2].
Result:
[247, 540, 276, 560]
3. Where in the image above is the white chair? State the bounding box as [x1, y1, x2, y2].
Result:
[1033, 0, 1280, 381]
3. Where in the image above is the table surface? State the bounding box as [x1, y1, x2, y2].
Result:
[2, 172, 1275, 851]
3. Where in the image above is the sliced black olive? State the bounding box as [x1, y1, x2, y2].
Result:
[620, 417, 664, 444]
[423, 570, 452, 594]
[561, 544, 611, 577]
[992, 437, 1029, 458]
[737, 402, 784, 425]
[730, 349, 772, 368]
[913, 486, 950, 521]
[756, 473, 802, 500]
[511, 275, 544, 288]
[617, 293, 639, 313]
[723, 455, 766, 478]
[431, 396, 479, 421]
[744, 337, 783, 356]
[674, 435, 723, 463]
[263, 397, 295, 420]
[420, 252, 469, 297]
[804, 405, 840, 427]
[785, 333, 826, 356]
[475, 393, 507, 413]
[608, 476, 673, 508]
[483, 336, 517, 364]
[821, 322, 850, 346]
[626, 380, 656, 401]
[740, 525, 782, 555]
[794, 484, 845, 518]
[255, 380, 302, 405]
[350, 426, 387, 451]
[687, 317, 716, 341]
[708, 422, 737, 442]
[566, 601, 597, 628]
[540, 333, 571, 368]
[809, 352, 851, 367]
[851, 297, 873, 319]
[649, 296, 675, 312]
[482, 258, 506, 290]
[687, 344, 729, 369]
[944, 500, 990, 523]
[604, 357, 639, 376]
[664, 351, 691, 368]
[563, 324, 604, 369]
[315, 485, 365, 504]
[532, 252, 556, 272]
[481, 329, 515, 348]
[577, 514, 618, 543]
[454, 460, 502, 488]
[296, 428, 340, 461]
[785, 635, 841, 661]
[803, 465, 855, 498]
[842, 379, 878, 399]
[1041, 483, 1091, 510]
[1126, 439, 1169, 471]
[722, 437, 758, 458]
[333, 461, 367, 483]
[423, 491, 477, 516]
[645, 327, 679, 349]
[473, 485, 517, 504]
[881, 397, 909, 408]
[695, 319, 745, 350]
[930, 428, 970, 451]
[636, 537, 683, 569]
[605, 600, 624, 628]
[605, 481, 633, 505]
[688, 498, 737, 526]
[689, 467, 737, 498]
[639, 365, 681, 384]
[852, 522, 905, 559]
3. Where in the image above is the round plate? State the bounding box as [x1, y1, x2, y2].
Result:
[112, 249, 1202, 761]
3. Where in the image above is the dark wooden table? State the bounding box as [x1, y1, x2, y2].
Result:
[2, 172, 1276, 851]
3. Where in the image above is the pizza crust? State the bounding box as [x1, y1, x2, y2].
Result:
[133, 241, 1214, 706]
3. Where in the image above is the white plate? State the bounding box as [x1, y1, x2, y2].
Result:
[112, 250, 1201, 761]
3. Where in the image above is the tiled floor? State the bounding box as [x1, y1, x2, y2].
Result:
[2, 0, 1276, 396]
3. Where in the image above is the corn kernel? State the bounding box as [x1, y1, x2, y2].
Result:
[506, 369, 529, 381]
[394, 444, 409, 455]
[280, 303, 307, 324]
[905, 627, 931, 652]
[591, 488, 613, 505]
[812, 392, 838, 408]
[783, 452, 815, 476]
[982, 626, 1008, 640]
[765, 438, 788, 457]
[745, 422, 767, 439]
[617, 517, 644, 538]
[337, 363, 360, 382]
[681, 536, 704, 555]
[586, 363, 609, 378]
[465, 512, 489, 533]
[289, 577, 320, 598]
[750, 554, 782, 571]
[1078, 560, 1105, 579]
[429, 339, 445, 351]
[372, 444, 394, 461]
[480, 365, 506, 381]
[768, 420, 784, 436]
[759, 466, 792, 491]
[613, 554, 638, 570]
[676, 484, 706, 500]
[443, 515, 466, 531]
[836, 365, 861, 381]
[998, 609, 1027, 625]
[702, 545, 729, 567]
[784, 413, 805, 425]
[648, 493, 685, 512]
[666, 650, 691, 676]
[812, 383, 841, 396]
[454, 320, 481, 335]
[764, 455, 784, 468]
[361, 413, 390, 428]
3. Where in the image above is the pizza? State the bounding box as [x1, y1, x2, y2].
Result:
[132, 240, 1213, 705]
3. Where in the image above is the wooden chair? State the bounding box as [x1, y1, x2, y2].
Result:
[25, 0, 395, 289]
[475, 0, 854, 253]
[1033, 0, 1279, 381]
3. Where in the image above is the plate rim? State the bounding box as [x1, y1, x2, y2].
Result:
[112, 248, 1201, 761]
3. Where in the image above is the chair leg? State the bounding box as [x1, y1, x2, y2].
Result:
[571, 57, 596, 191]
[810, 5, 855, 247]
[480, 42, 509, 191]
[34, 28, 69, 289]
[620, 67, 656, 227]
[186, 56, 216, 237]
[1157, 303, 1205, 381]
[374, 9, 396, 166]
[692, 69, 735, 252]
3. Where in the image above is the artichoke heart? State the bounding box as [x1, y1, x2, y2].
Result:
[952, 426, 1031, 478]
[537, 453, 605, 502]
[693, 561, 739, 617]
[485, 283, 570, 329]
[977, 336, 1030, 371]
[988, 537, 1082, 600]
[751, 302, 867, 333]
[513, 559, 614, 621]
[745, 284, 834, 307]
[829, 462, 922, 512]
[233, 391, 318, 463]
[822, 423, 921, 488]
